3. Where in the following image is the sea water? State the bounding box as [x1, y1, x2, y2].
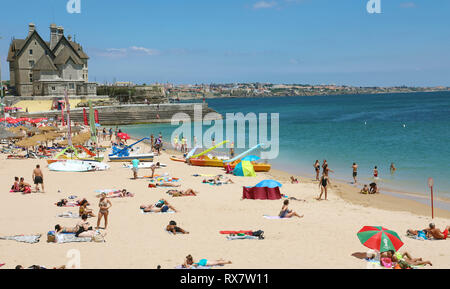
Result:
[120, 91, 450, 200]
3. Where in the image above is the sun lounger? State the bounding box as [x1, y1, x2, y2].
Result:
[0, 234, 41, 244]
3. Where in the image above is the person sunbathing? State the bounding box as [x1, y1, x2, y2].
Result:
[55, 224, 77, 234]
[392, 251, 432, 267]
[408, 223, 449, 240]
[166, 220, 189, 234]
[96, 189, 134, 198]
[166, 189, 198, 197]
[140, 199, 178, 213]
[279, 200, 304, 219]
[360, 184, 369, 194]
[79, 199, 96, 217]
[148, 181, 180, 188]
[182, 255, 231, 268]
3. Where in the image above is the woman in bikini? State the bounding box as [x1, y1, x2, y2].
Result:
[79, 199, 95, 218]
[314, 160, 320, 181]
[279, 200, 303, 219]
[140, 199, 178, 213]
[182, 255, 231, 268]
[166, 189, 197, 197]
[166, 220, 189, 234]
[317, 174, 330, 200]
[97, 193, 112, 229]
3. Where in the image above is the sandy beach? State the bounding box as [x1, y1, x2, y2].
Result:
[0, 139, 449, 269]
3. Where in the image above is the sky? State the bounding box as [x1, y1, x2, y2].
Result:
[0, 0, 449, 86]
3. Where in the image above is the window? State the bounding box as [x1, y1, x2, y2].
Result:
[52, 86, 56, 91]
[29, 49, 33, 55]
[29, 73, 33, 82]
[69, 83, 74, 89]
[29, 60, 35, 67]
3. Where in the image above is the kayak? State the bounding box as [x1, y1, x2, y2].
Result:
[109, 153, 154, 162]
[170, 156, 186, 162]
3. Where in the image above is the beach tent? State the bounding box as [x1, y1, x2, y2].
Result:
[233, 161, 256, 177]
[242, 179, 282, 200]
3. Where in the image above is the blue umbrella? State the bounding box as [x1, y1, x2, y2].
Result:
[253, 180, 282, 188]
[241, 155, 260, 162]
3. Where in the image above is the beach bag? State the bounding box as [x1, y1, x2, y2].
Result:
[252, 230, 265, 240]
[47, 231, 56, 243]
[93, 233, 105, 243]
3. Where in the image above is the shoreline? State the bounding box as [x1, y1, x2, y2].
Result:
[162, 143, 450, 219]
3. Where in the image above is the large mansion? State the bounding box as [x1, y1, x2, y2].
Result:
[7, 23, 96, 97]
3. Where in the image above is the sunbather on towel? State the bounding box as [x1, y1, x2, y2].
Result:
[166, 220, 189, 234]
[149, 181, 180, 188]
[100, 189, 134, 198]
[166, 189, 197, 197]
[55, 224, 78, 234]
[182, 255, 231, 268]
[408, 223, 449, 240]
[279, 200, 303, 219]
[15, 264, 66, 269]
[392, 251, 432, 267]
[140, 199, 178, 213]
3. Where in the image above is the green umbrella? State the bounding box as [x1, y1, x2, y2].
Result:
[357, 226, 404, 253]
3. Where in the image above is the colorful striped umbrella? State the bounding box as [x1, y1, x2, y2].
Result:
[357, 226, 403, 253]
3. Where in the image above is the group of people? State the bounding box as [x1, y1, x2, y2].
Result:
[314, 160, 333, 201]
[11, 165, 44, 194]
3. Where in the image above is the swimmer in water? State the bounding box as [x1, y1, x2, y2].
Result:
[390, 163, 396, 175]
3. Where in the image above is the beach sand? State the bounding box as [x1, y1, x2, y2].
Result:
[0, 140, 449, 269]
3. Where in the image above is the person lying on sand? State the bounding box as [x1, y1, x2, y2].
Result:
[360, 184, 369, 194]
[166, 189, 198, 197]
[369, 182, 380, 194]
[96, 189, 134, 198]
[182, 255, 231, 268]
[148, 182, 180, 188]
[408, 223, 449, 240]
[166, 220, 189, 234]
[79, 199, 96, 217]
[392, 251, 432, 267]
[15, 264, 66, 269]
[140, 199, 178, 213]
[55, 224, 78, 234]
[290, 176, 299, 184]
[279, 200, 304, 219]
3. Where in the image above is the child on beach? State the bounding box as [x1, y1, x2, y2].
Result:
[369, 183, 380, 194]
[360, 185, 369, 194]
[11, 177, 20, 192]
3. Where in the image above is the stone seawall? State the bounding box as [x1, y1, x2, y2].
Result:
[16, 103, 221, 125]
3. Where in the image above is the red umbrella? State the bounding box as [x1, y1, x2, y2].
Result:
[118, 133, 130, 140]
[357, 226, 404, 252]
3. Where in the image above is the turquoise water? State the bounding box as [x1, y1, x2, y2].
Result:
[120, 92, 450, 199]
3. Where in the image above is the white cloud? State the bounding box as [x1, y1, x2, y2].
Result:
[129, 46, 160, 56]
[253, 1, 277, 9]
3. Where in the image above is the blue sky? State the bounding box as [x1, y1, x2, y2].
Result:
[1, 0, 449, 86]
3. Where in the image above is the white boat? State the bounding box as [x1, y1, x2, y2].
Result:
[49, 160, 110, 172]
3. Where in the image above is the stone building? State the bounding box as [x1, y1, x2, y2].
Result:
[7, 23, 96, 96]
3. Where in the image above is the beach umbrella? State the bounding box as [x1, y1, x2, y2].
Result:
[38, 126, 57, 132]
[0, 128, 22, 140]
[241, 155, 260, 162]
[16, 138, 39, 148]
[233, 161, 256, 177]
[253, 179, 282, 188]
[357, 226, 404, 253]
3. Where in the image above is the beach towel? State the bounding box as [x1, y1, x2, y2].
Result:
[364, 259, 423, 269]
[140, 209, 175, 215]
[263, 215, 285, 219]
[226, 235, 260, 240]
[55, 233, 92, 243]
[0, 234, 41, 244]
[220, 230, 253, 235]
[57, 211, 81, 219]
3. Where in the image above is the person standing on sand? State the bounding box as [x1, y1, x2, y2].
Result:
[373, 166, 379, 179]
[317, 174, 330, 201]
[182, 136, 187, 153]
[97, 193, 112, 230]
[32, 164, 44, 192]
[132, 158, 140, 179]
[352, 162, 358, 184]
[314, 160, 320, 181]
[173, 135, 179, 151]
[230, 142, 235, 158]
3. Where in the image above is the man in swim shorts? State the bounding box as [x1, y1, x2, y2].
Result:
[32, 164, 44, 192]
[131, 159, 139, 179]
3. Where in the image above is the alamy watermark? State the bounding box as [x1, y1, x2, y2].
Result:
[367, 0, 381, 14]
[67, 0, 81, 14]
[170, 104, 279, 160]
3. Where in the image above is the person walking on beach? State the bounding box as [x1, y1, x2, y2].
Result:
[317, 174, 330, 201]
[32, 164, 44, 192]
[352, 162, 358, 184]
[314, 160, 320, 181]
[390, 163, 396, 175]
[173, 135, 179, 151]
[97, 193, 112, 230]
